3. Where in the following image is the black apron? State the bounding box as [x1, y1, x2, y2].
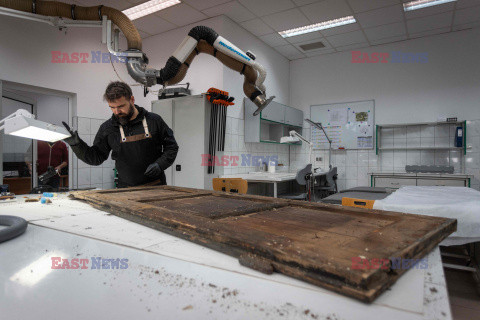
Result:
[116, 117, 166, 188]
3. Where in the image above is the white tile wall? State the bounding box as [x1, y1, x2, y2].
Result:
[300, 120, 480, 191]
[71, 116, 115, 190]
[223, 112, 292, 178]
[69, 115, 480, 193]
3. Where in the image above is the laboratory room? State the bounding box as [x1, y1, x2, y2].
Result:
[1, 0, 480, 319]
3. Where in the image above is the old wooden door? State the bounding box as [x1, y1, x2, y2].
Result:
[70, 186, 456, 302]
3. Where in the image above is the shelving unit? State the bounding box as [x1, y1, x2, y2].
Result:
[375, 120, 467, 155]
[372, 120, 471, 188]
[378, 147, 462, 151]
[245, 98, 303, 145]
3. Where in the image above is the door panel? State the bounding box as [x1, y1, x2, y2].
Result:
[1, 96, 33, 194]
[173, 96, 205, 189]
[71, 186, 456, 303]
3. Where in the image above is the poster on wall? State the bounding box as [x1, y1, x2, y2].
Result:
[310, 100, 375, 150]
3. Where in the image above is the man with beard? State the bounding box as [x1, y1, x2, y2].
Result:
[62, 81, 179, 187]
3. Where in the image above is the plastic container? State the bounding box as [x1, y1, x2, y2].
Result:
[268, 161, 276, 173]
[43, 192, 57, 198]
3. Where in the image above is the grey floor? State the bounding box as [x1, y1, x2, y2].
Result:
[445, 269, 480, 320]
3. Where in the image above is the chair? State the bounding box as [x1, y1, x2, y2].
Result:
[278, 164, 313, 201]
[212, 178, 248, 194]
[316, 167, 338, 199]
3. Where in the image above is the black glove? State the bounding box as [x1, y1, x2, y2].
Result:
[62, 121, 81, 146]
[144, 162, 163, 178]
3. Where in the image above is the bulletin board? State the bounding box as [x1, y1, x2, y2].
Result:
[310, 100, 375, 150]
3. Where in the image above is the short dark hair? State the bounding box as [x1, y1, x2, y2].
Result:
[103, 81, 132, 102]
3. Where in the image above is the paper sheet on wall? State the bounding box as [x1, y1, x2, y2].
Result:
[357, 136, 373, 148]
[312, 125, 344, 149]
[310, 100, 375, 150]
[328, 109, 347, 124]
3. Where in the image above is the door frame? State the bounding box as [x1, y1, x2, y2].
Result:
[1, 90, 36, 188]
[0, 80, 76, 189]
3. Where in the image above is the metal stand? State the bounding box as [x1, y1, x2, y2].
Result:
[305, 119, 333, 169]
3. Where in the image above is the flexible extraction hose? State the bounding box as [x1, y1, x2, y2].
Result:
[0, 0, 142, 50]
[0, 2, 273, 113]
[147, 26, 273, 113]
[0, 215, 28, 243]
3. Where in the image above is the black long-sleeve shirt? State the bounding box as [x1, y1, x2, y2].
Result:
[71, 106, 179, 187]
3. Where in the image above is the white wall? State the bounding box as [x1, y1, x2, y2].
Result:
[0, 15, 132, 119]
[36, 95, 69, 127]
[290, 28, 480, 190]
[291, 28, 480, 123]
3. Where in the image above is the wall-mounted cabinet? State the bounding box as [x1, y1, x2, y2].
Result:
[284, 105, 303, 127]
[260, 101, 285, 123]
[245, 98, 304, 144]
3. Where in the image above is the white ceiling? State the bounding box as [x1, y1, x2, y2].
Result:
[68, 0, 480, 60]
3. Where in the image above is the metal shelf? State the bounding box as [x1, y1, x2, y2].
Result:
[377, 121, 464, 128]
[378, 146, 464, 151]
[376, 121, 467, 156]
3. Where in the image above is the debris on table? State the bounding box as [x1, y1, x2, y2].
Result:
[70, 185, 457, 303]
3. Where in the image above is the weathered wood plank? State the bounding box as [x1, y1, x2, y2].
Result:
[69, 186, 456, 302]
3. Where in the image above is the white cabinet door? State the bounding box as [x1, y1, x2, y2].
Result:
[173, 96, 206, 189]
[261, 101, 285, 123]
[285, 107, 303, 127]
[417, 179, 466, 187]
[152, 100, 173, 186]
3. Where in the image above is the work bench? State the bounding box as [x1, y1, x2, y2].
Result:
[0, 193, 451, 320]
[220, 171, 328, 198]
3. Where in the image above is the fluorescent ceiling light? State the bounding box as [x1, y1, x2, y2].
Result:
[279, 16, 356, 38]
[123, 0, 181, 20]
[403, 0, 456, 11]
[0, 109, 70, 142]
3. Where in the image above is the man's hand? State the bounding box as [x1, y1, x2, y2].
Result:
[62, 122, 81, 146]
[144, 163, 163, 178]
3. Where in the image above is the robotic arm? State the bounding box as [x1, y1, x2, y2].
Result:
[126, 26, 274, 115]
[0, 2, 273, 115]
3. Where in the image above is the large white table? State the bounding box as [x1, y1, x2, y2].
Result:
[0, 194, 452, 320]
[220, 171, 327, 197]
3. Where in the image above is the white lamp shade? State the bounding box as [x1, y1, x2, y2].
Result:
[280, 136, 300, 144]
[4, 115, 71, 142]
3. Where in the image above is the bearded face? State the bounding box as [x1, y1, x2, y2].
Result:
[114, 102, 135, 125]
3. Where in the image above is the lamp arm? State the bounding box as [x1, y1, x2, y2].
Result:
[305, 119, 333, 169]
[305, 119, 331, 144]
[289, 130, 311, 146]
[289, 130, 314, 165]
